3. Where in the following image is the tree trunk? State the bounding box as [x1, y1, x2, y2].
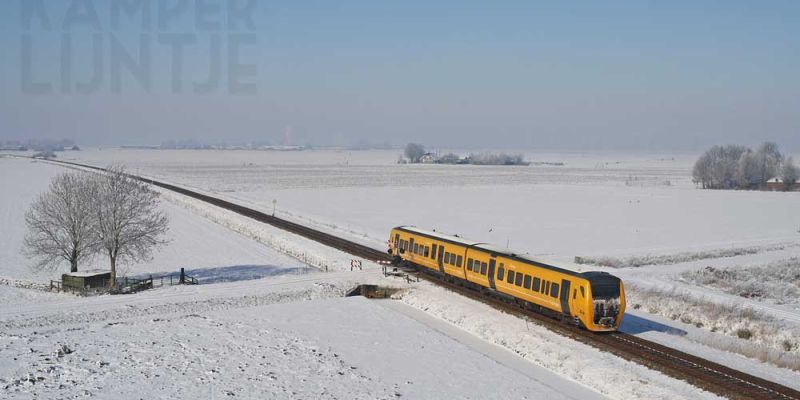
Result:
[70, 259, 77, 273]
[109, 255, 117, 288]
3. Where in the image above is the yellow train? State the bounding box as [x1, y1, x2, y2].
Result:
[388, 226, 625, 332]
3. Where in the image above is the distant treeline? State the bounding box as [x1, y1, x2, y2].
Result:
[402, 143, 530, 166]
[692, 142, 797, 190]
[0, 138, 77, 151]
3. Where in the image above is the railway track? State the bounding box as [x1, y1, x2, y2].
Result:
[47, 158, 800, 400]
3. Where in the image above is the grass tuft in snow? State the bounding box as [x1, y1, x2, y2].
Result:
[626, 283, 800, 371]
[575, 242, 799, 268]
[680, 258, 800, 304]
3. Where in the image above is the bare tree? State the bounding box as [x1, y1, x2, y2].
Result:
[692, 151, 712, 189]
[693, 145, 747, 189]
[754, 141, 782, 185]
[783, 157, 798, 190]
[23, 172, 97, 273]
[404, 143, 425, 163]
[92, 166, 169, 286]
[736, 150, 759, 189]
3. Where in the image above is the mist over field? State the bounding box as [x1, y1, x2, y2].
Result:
[0, 1, 798, 151]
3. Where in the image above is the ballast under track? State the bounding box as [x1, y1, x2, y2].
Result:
[47, 158, 800, 400]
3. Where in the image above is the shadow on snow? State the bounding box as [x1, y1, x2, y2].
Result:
[131, 264, 313, 285]
[619, 313, 687, 336]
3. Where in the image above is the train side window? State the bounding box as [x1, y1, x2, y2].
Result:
[497, 264, 505, 281]
[480, 262, 487, 275]
[580, 286, 585, 298]
[431, 244, 437, 259]
[515, 272, 523, 286]
[413, 243, 418, 254]
[533, 277, 541, 292]
[467, 259, 474, 271]
[507, 270, 515, 283]
[573, 289, 577, 300]
[445, 253, 451, 264]
[550, 283, 560, 298]
[544, 281, 550, 295]
[409, 238, 415, 251]
[456, 255, 463, 267]
[523, 275, 531, 289]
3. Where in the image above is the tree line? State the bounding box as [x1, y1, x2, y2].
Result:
[23, 166, 169, 287]
[403, 143, 528, 165]
[692, 142, 798, 190]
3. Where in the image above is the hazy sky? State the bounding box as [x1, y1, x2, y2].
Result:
[1, 0, 798, 150]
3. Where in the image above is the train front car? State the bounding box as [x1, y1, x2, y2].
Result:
[582, 272, 626, 331]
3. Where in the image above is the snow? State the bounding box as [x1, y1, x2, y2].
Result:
[0, 157, 311, 284]
[0, 273, 605, 400]
[3, 149, 798, 398]
[396, 280, 722, 400]
[63, 270, 110, 278]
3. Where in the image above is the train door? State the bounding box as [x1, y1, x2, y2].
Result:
[487, 258, 497, 290]
[436, 244, 445, 274]
[560, 279, 571, 316]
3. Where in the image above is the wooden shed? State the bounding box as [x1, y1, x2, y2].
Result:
[62, 270, 112, 291]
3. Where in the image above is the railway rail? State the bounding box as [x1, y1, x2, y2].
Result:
[46, 158, 800, 400]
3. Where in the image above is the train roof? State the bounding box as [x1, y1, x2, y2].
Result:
[394, 226, 583, 278]
[395, 226, 481, 246]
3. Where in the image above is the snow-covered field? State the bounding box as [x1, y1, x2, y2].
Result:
[1, 273, 608, 400]
[0, 157, 311, 284]
[3, 149, 800, 398]
[2, 266, 730, 400]
[56, 148, 800, 259]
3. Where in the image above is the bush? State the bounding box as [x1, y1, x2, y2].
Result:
[468, 152, 528, 165]
[737, 328, 753, 340]
[404, 143, 425, 163]
[626, 283, 800, 370]
[32, 151, 57, 159]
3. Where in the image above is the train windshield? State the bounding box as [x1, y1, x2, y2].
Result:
[590, 283, 620, 299]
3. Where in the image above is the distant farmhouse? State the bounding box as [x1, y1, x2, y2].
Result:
[766, 177, 800, 192]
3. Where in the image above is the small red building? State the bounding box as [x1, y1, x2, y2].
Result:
[766, 177, 800, 191]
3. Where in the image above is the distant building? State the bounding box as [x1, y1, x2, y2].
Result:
[419, 153, 438, 164]
[766, 177, 800, 191]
